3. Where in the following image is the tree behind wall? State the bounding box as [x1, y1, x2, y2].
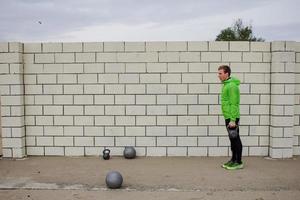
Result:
[216, 19, 265, 41]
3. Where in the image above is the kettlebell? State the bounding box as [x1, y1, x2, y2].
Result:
[103, 148, 110, 160]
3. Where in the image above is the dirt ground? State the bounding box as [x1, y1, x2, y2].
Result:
[0, 156, 299, 200]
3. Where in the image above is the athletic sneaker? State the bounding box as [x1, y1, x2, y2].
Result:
[225, 162, 244, 170]
[221, 160, 234, 168]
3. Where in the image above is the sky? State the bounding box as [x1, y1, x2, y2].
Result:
[0, 0, 299, 42]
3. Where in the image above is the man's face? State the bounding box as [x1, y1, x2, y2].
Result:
[218, 69, 229, 82]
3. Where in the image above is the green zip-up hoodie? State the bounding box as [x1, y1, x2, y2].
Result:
[221, 77, 240, 121]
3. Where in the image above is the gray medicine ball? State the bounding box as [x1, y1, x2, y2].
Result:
[105, 171, 123, 189]
[123, 146, 136, 159]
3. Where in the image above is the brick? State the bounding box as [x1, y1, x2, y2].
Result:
[178, 116, 197, 125]
[83, 42, 103, 52]
[9, 42, 23, 52]
[95, 116, 114, 125]
[0, 42, 9, 52]
[0, 74, 23, 84]
[178, 95, 197, 104]
[63, 43, 82, 52]
[36, 116, 53, 125]
[157, 116, 177, 125]
[116, 137, 135, 146]
[136, 137, 155, 146]
[146, 84, 166, 94]
[222, 52, 242, 62]
[94, 137, 114, 146]
[117, 52, 158, 62]
[125, 42, 145, 52]
[74, 95, 93, 105]
[125, 63, 146, 73]
[188, 105, 208, 115]
[168, 63, 188, 73]
[188, 126, 207, 136]
[159, 52, 179, 62]
[85, 106, 104, 115]
[84, 85, 104, 94]
[75, 137, 94, 146]
[64, 106, 83, 115]
[35, 95, 52, 105]
[168, 84, 187, 94]
[84, 63, 104, 73]
[188, 63, 209, 72]
[43, 43, 62, 52]
[84, 127, 104, 136]
[105, 63, 125, 73]
[45, 147, 64, 156]
[74, 116, 94, 125]
[55, 53, 75, 63]
[201, 52, 222, 62]
[188, 42, 208, 51]
[25, 85, 43, 94]
[44, 126, 63, 136]
[119, 74, 139, 83]
[57, 74, 76, 83]
[189, 84, 209, 94]
[98, 74, 118, 83]
[37, 136, 53, 146]
[43, 64, 63, 73]
[27, 147, 44, 155]
[272, 52, 295, 63]
[43, 106, 63, 115]
[64, 126, 84, 136]
[157, 137, 176, 146]
[104, 42, 124, 52]
[115, 95, 135, 104]
[178, 137, 197, 146]
[37, 74, 56, 84]
[199, 116, 218, 125]
[105, 127, 124, 136]
[146, 63, 167, 73]
[105, 84, 125, 94]
[166, 42, 187, 51]
[136, 95, 156, 104]
[95, 95, 114, 104]
[64, 85, 84, 94]
[147, 147, 166, 156]
[180, 52, 200, 62]
[209, 42, 228, 51]
[23, 54, 34, 65]
[243, 52, 263, 62]
[126, 127, 146, 136]
[251, 63, 270, 72]
[198, 95, 219, 104]
[65, 147, 84, 156]
[146, 42, 166, 51]
[24, 43, 41, 53]
[96, 53, 117, 62]
[271, 41, 285, 51]
[251, 42, 270, 52]
[167, 147, 187, 156]
[35, 54, 54, 63]
[54, 95, 73, 104]
[167, 126, 187, 136]
[168, 105, 187, 115]
[105, 105, 125, 115]
[78, 74, 98, 84]
[44, 85, 63, 94]
[126, 84, 145, 94]
[229, 42, 249, 51]
[182, 73, 202, 83]
[54, 116, 73, 125]
[147, 105, 167, 115]
[136, 116, 156, 125]
[63, 64, 83, 73]
[157, 95, 177, 104]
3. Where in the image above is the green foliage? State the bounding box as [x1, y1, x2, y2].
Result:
[216, 19, 265, 41]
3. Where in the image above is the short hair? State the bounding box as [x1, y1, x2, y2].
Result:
[218, 65, 231, 76]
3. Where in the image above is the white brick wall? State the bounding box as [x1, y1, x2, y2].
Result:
[1, 41, 299, 158]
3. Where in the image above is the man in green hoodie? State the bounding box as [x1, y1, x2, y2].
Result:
[218, 65, 243, 170]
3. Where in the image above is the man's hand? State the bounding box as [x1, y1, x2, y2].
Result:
[228, 121, 236, 128]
